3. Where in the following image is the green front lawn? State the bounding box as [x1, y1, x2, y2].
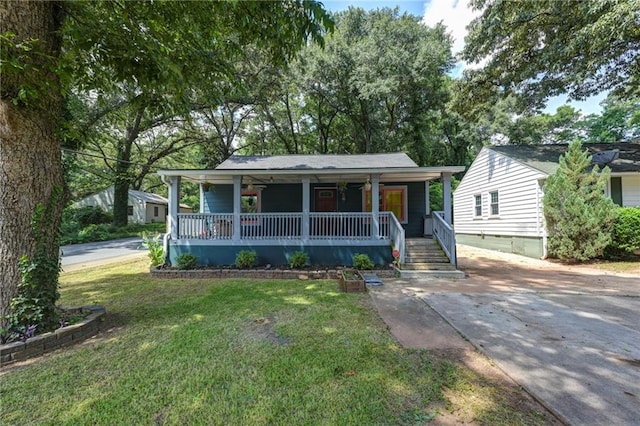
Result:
[1, 260, 546, 425]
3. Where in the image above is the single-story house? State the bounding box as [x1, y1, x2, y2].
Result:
[158, 153, 465, 267]
[453, 143, 640, 259]
[74, 186, 192, 224]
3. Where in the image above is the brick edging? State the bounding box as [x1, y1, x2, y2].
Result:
[150, 267, 397, 280]
[0, 305, 106, 367]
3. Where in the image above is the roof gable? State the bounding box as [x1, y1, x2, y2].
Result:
[216, 153, 418, 171]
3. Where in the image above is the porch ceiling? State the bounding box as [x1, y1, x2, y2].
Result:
[158, 166, 465, 185]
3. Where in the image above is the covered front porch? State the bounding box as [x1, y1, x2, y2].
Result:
[159, 154, 464, 268]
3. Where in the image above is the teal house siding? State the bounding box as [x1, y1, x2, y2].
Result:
[203, 185, 233, 213]
[169, 243, 391, 267]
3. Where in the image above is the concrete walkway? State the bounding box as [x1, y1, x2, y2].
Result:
[369, 246, 640, 426]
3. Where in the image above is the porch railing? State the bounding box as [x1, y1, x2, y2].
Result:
[176, 212, 403, 244]
[387, 212, 405, 263]
[433, 211, 456, 265]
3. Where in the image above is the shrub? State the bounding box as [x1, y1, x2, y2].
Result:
[142, 233, 165, 267]
[353, 253, 374, 270]
[78, 224, 110, 242]
[175, 253, 198, 270]
[70, 206, 113, 228]
[235, 250, 257, 268]
[289, 251, 309, 269]
[607, 207, 640, 256]
[543, 141, 617, 262]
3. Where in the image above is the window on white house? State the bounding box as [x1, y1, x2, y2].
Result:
[154, 206, 159, 217]
[474, 194, 482, 217]
[490, 191, 499, 216]
[127, 206, 133, 216]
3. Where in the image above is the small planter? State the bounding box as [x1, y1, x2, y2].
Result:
[340, 269, 366, 293]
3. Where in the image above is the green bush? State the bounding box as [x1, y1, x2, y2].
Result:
[69, 206, 113, 228]
[353, 253, 374, 270]
[175, 253, 198, 270]
[78, 224, 110, 242]
[289, 251, 309, 269]
[235, 250, 257, 268]
[607, 207, 640, 256]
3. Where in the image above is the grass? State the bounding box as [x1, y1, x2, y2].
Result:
[0, 259, 549, 425]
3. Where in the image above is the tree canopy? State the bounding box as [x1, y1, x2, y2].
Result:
[462, 0, 640, 110]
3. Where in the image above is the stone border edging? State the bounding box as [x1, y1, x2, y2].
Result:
[151, 267, 397, 281]
[0, 305, 106, 366]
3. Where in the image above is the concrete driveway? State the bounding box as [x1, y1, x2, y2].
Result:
[394, 246, 640, 425]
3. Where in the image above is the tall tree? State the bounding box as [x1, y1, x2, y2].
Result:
[463, 0, 640, 109]
[0, 1, 65, 331]
[543, 141, 617, 262]
[0, 0, 332, 330]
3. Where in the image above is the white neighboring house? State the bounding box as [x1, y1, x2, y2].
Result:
[453, 143, 640, 259]
[74, 186, 192, 224]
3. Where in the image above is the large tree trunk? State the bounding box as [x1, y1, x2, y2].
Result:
[0, 2, 64, 328]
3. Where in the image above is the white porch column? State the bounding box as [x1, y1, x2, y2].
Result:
[302, 178, 310, 243]
[199, 184, 205, 213]
[168, 176, 180, 239]
[425, 180, 430, 215]
[371, 174, 380, 239]
[442, 172, 452, 225]
[232, 175, 241, 242]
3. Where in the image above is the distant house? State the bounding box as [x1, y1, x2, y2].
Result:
[74, 186, 192, 224]
[453, 143, 640, 259]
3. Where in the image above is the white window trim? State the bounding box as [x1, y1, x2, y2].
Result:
[473, 194, 482, 219]
[489, 190, 500, 217]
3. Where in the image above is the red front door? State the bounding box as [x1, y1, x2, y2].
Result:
[315, 188, 337, 212]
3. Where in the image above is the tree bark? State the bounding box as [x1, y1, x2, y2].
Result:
[0, 2, 64, 327]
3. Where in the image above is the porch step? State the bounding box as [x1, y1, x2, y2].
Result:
[401, 237, 464, 279]
[402, 262, 457, 271]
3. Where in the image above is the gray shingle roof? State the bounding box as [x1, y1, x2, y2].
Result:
[489, 143, 640, 174]
[216, 153, 418, 170]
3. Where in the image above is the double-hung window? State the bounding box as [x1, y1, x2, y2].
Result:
[474, 194, 482, 217]
[489, 191, 499, 216]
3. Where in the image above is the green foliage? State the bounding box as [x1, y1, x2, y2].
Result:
[543, 141, 618, 262]
[67, 205, 113, 228]
[607, 207, 640, 256]
[288, 251, 309, 269]
[235, 250, 257, 269]
[2, 186, 63, 342]
[142, 233, 165, 267]
[463, 0, 639, 108]
[353, 253, 374, 270]
[175, 253, 198, 270]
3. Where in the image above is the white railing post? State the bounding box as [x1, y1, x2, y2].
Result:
[302, 178, 310, 243]
[371, 175, 380, 239]
[442, 172, 452, 226]
[232, 176, 241, 242]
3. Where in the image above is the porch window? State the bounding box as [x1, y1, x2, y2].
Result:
[474, 194, 482, 217]
[363, 186, 408, 223]
[489, 191, 499, 216]
[241, 191, 260, 213]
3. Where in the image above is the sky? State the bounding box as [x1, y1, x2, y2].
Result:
[322, 0, 606, 115]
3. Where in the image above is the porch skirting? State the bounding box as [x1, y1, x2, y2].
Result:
[168, 239, 393, 267]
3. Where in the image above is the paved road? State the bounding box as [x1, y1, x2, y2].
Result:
[60, 237, 147, 269]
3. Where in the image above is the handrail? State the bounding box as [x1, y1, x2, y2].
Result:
[433, 211, 456, 265]
[384, 211, 405, 263]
